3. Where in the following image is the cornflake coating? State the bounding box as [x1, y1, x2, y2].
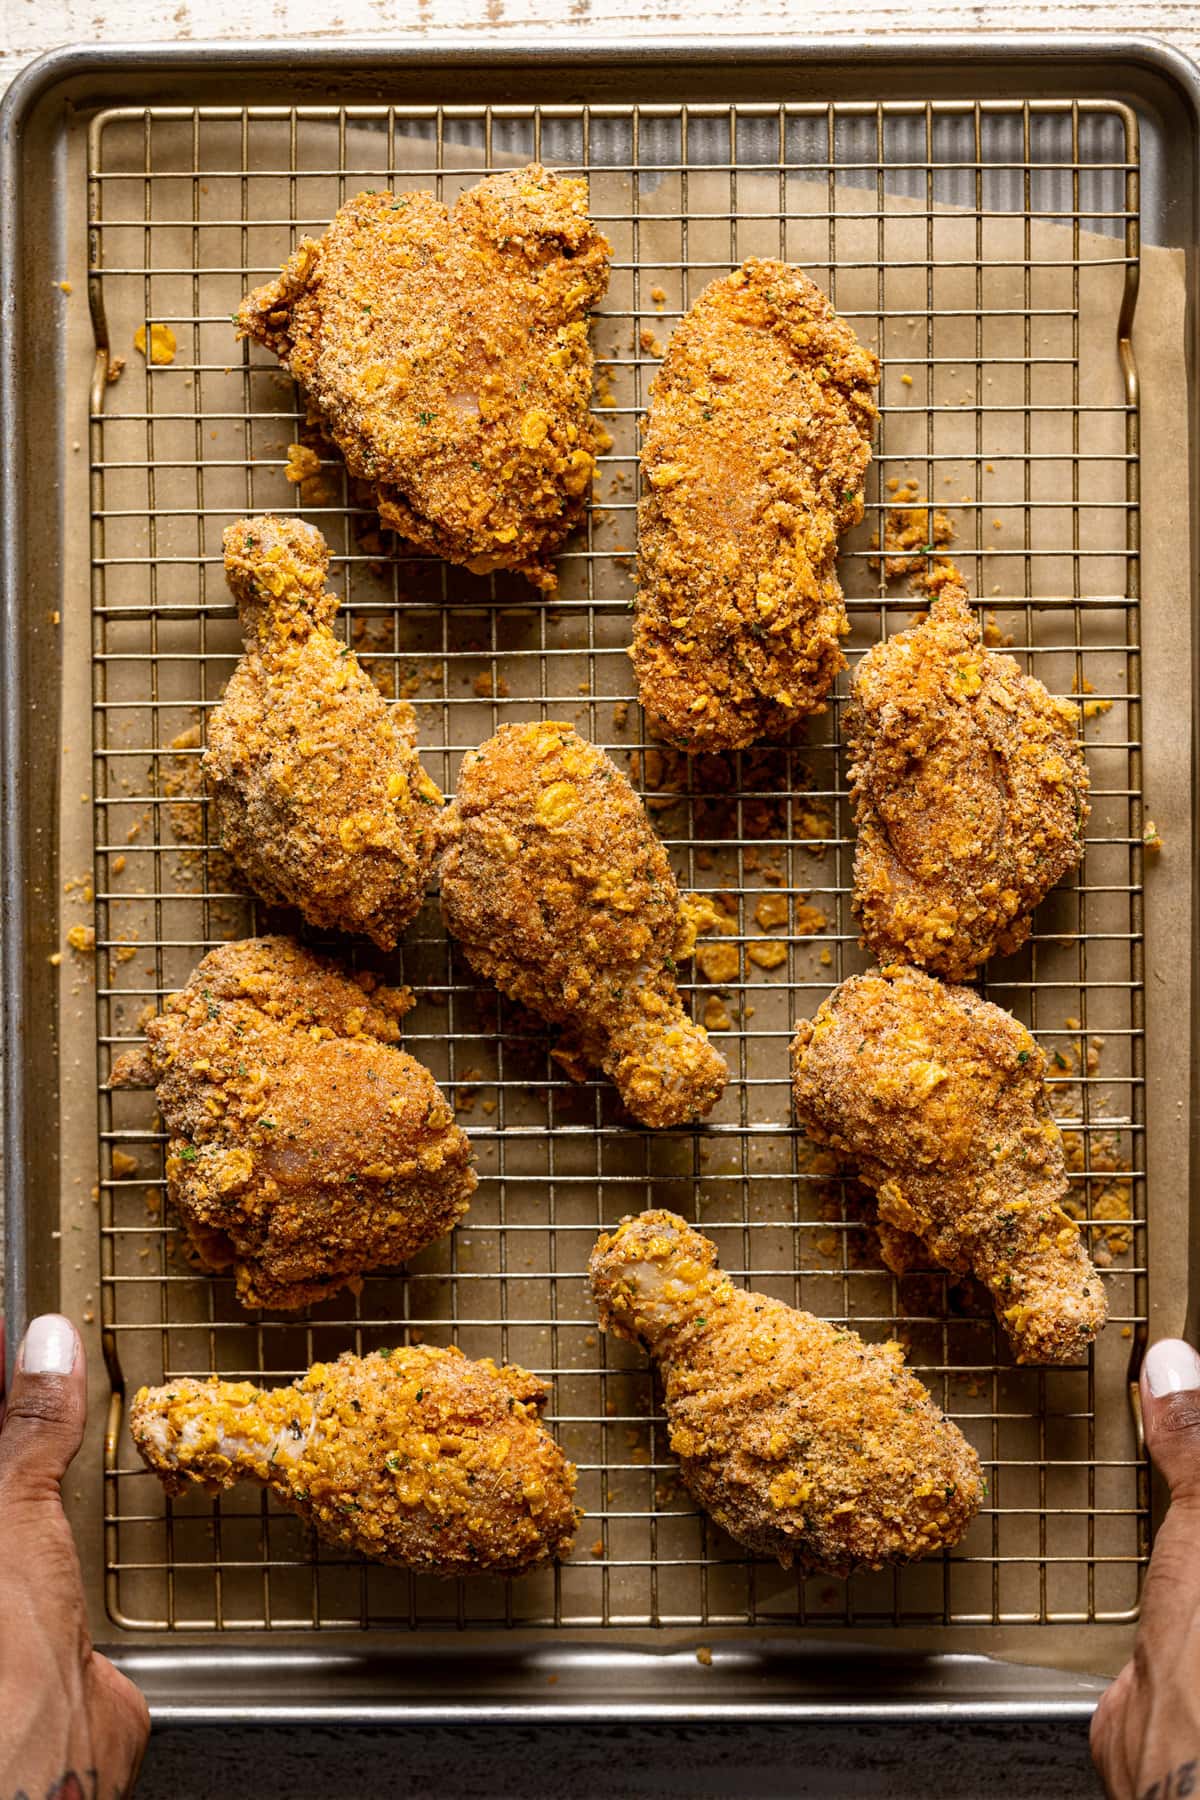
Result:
[110, 937, 475, 1311]
[847, 570, 1089, 978]
[130, 1347, 578, 1576]
[589, 1210, 981, 1573]
[206, 514, 442, 949]
[437, 722, 728, 1128]
[634, 259, 879, 750]
[236, 167, 611, 591]
[790, 965, 1107, 1364]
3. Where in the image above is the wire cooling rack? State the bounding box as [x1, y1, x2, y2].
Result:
[87, 95, 1147, 1633]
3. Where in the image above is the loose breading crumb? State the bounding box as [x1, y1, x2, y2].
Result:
[753, 892, 789, 931]
[134, 322, 177, 365]
[702, 996, 734, 1032]
[696, 941, 740, 985]
[284, 442, 323, 484]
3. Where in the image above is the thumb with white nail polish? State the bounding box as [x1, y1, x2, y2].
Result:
[1141, 1337, 1200, 1497]
[0, 1314, 149, 1796]
[1092, 1335, 1200, 1798]
[0, 1312, 86, 1501]
[0, 1313, 86, 1501]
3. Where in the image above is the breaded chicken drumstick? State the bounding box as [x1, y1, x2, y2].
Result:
[111, 937, 475, 1311]
[236, 167, 610, 591]
[846, 569, 1090, 979]
[205, 514, 443, 949]
[437, 722, 728, 1128]
[791, 964, 1107, 1364]
[130, 1347, 578, 1576]
[633, 259, 879, 751]
[589, 1210, 981, 1572]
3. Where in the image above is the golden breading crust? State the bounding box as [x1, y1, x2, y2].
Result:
[129, 1347, 578, 1576]
[589, 1211, 981, 1573]
[790, 965, 1107, 1364]
[110, 936, 476, 1310]
[846, 570, 1090, 979]
[633, 259, 879, 750]
[206, 514, 443, 949]
[437, 722, 728, 1128]
[236, 167, 610, 591]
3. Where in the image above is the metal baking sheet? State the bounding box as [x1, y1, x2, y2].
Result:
[2, 38, 1198, 1719]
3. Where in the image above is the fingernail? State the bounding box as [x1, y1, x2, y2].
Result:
[20, 1314, 78, 1376]
[1144, 1338, 1200, 1398]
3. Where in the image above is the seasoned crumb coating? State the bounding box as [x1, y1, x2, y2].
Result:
[633, 259, 879, 751]
[110, 936, 475, 1310]
[437, 722, 728, 1128]
[847, 569, 1090, 978]
[206, 514, 443, 950]
[236, 166, 611, 592]
[130, 1346, 578, 1576]
[589, 1210, 981, 1573]
[790, 965, 1107, 1364]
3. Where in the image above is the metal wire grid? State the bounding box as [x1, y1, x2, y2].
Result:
[86, 94, 1147, 1633]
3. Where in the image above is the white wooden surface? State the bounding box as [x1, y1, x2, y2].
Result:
[1, 0, 1198, 97]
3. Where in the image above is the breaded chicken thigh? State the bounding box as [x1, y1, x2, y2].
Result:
[206, 514, 442, 949]
[790, 965, 1107, 1364]
[236, 167, 610, 591]
[110, 937, 475, 1310]
[633, 259, 879, 750]
[130, 1346, 578, 1576]
[589, 1211, 981, 1572]
[437, 722, 728, 1128]
[847, 570, 1089, 978]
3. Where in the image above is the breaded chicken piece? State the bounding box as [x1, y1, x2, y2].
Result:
[437, 722, 728, 1128]
[130, 1346, 578, 1576]
[589, 1210, 981, 1572]
[236, 167, 610, 591]
[205, 515, 442, 949]
[633, 259, 879, 750]
[847, 569, 1090, 978]
[790, 965, 1107, 1364]
[110, 937, 475, 1310]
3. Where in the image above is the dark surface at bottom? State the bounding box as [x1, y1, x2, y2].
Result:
[136, 1720, 1105, 1798]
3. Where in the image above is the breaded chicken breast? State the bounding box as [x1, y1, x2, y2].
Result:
[790, 965, 1107, 1364]
[633, 259, 879, 750]
[589, 1210, 981, 1572]
[847, 569, 1090, 978]
[130, 1347, 578, 1576]
[437, 722, 728, 1128]
[110, 937, 475, 1310]
[236, 166, 610, 591]
[206, 514, 442, 949]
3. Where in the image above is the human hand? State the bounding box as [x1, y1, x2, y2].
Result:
[1092, 1338, 1200, 1799]
[0, 1314, 149, 1799]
